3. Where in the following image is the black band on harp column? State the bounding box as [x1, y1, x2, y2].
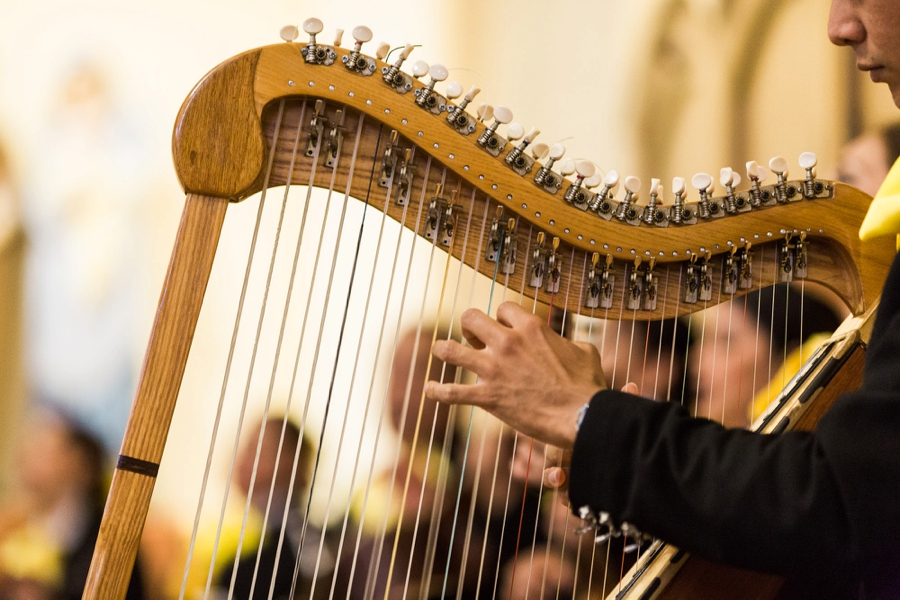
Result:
[116, 455, 160, 478]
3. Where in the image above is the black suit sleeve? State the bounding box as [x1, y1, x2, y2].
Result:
[569, 391, 853, 580]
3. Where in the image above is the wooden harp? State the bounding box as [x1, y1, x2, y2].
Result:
[82, 28, 895, 600]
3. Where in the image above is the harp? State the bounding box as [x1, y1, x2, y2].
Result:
[83, 21, 895, 600]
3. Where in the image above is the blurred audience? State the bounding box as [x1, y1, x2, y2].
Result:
[837, 121, 900, 196]
[0, 409, 146, 600]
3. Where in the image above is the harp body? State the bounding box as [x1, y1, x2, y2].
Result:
[83, 38, 895, 600]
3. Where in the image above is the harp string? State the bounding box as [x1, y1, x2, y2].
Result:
[309, 138, 410, 599]
[279, 113, 374, 599]
[367, 166, 450, 598]
[223, 98, 312, 600]
[297, 119, 387, 600]
[342, 155, 434, 600]
[176, 97, 289, 600]
[416, 186, 480, 600]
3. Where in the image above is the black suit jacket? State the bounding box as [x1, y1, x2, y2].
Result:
[569, 252, 900, 598]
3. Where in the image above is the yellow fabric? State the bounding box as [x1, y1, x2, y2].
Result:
[859, 157, 900, 250]
[0, 523, 63, 586]
[752, 332, 832, 421]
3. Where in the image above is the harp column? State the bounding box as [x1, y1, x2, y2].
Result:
[83, 193, 228, 600]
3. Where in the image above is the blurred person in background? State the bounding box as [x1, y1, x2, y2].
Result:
[0, 409, 146, 600]
[838, 121, 900, 196]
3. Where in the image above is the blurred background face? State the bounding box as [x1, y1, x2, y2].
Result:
[18, 415, 95, 508]
[235, 420, 307, 512]
[838, 133, 891, 195]
[687, 304, 772, 429]
[388, 329, 454, 447]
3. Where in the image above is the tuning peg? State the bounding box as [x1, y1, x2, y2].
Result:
[533, 143, 565, 187]
[719, 167, 735, 188]
[352, 25, 373, 48]
[584, 165, 604, 189]
[375, 42, 390, 61]
[769, 156, 789, 202]
[428, 63, 448, 82]
[799, 152, 818, 198]
[445, 81, 463, 101]
[614, 176, 641, 220]
[670, 177, 687, 223]
[575, 160, 596, 180]
[531, 142, 550, 160]
[643, 178, 666, 225]
[691, 172, 714, 218]
[492, 106, 513, 125]
[476, 103, 494, 123]
[558, 158, 576, 177]
[334, 28, 344, 46]
[411, 60, 429, 78]
[506, 122, 525, 142]
[281, 24, 300, 42]
[593, 170, 620, 201]
[446, 84, 481, 131]
[746, 161, 765, 207]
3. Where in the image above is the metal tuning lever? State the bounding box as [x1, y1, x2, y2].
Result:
[415, 63, 449, 114]
[382, 43, 415, 93]
[445, 85, 480, 134]
[533, 143, 566, 194]
[642, 178, 669, 227]
[564, 161, 597, 211]
[342, 25, 377, 75]
[477, 106, 513, 157]
[584, 253, 615, 310]
[504, 127, 541, 176]
[614, 176, 642, 225]
[298, 18, 337, 65]
[530, 233, 562, 293]
[588, 170, 620, 220]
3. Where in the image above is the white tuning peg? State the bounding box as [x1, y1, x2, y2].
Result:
[464, 85, 480, 103]
[799, 151, 818, 197]
[506, 122, 524, 141]
[656, 182, 665, 201]
[445, 81, 463, 100]
[596, 170, 621, 200]
[399, 44, 414, 61]
[757, 165, 769, 183]
[352, 25, 373, 45]
[799, 152, 817, 170]
[575, 160, 596, 180]
[531, 142, 550, 160]
[624, 175, 641, 196]
[692, 172, 713, 192]
[303, 17, 323, 35]
[584, 166, 604, 188]
[523, 127, 540, 145]
[492, 106, 513, 124]
[411, 60, 429, 78]
[558, 158, 576, 177]
[650, 178, 661, 197]
[548, 143, 566, 161]
[476, 103, 494, 122]
[769, 156, 788, 177]
[731, 171, 742, 187]
[281, 24, 300, 42]
[428, 63, 448, 82]
[672, 176, 686, 196]
[334, 28, 344, 46]
[375, 42, 390, 60]
[720, 167, 735, 188]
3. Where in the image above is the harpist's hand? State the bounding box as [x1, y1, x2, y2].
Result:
[425, 301, 608, 449]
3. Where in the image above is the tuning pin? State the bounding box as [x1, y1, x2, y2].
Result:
[411, 60, 430, 79]
[799, 152, 818, 197]
[670, 176, 687, 223]
[281, 24, 300, 42]
[584, 165, 604, 189]
[575, 160, 596, 180]
[351, 25, 373, 51]
[479, 105, 512, 141]
[769, 156, 789, 202]
[334, 28, 344, 46]
[506, 122, 525, 142]
[558, 158, 576, 177]
[591, 170, 620, 208]
[746, 161, 764, 207]
[445, 81, 463, 101]
[692, 172, 713, 218]
[644, 181, 665, 225]
[375, 42, 390, 61]
[428, 63, 448, 83]
[533, 143, 564, 186]
[531, 142, 550, 160]
[446, 85, 480, 127]
[476, 103, 494, 123]
[548, 143, 566, 162]
[613, 176, 640, 220]
[720, 167, 735, 188]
